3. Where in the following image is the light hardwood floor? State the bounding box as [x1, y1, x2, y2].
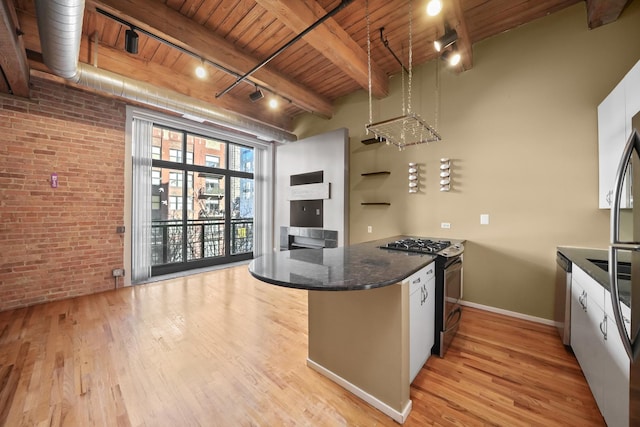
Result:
[0, 265, 604, 426]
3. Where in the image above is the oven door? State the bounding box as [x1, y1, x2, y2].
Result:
[440, 256, 463, 357]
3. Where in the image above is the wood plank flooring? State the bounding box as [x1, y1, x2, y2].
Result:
[0, 265, 605, 426]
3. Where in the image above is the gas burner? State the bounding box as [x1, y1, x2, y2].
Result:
[381, 238, 451, 254]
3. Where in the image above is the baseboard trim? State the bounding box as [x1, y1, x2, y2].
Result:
[459, 300, 555, 326]
[306, 358, 412, 424]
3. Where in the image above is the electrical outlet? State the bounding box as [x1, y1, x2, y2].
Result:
[112, 268, 125, 277]
[367, 225, 373, 233]
[441, 222, 451, 229]
[480, 214, 490, 225]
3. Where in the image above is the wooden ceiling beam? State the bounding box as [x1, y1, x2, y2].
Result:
[86, 0, 333, 118]
[0, 0, 30, 98]
[585, 0, 632, 28]
[254, 0, 388, 98]
[16, 10, 292, 131]
[449, 0, 473, 71]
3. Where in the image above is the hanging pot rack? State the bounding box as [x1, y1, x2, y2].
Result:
[365, 1, 441, 150]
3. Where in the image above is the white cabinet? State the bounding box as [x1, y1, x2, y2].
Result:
[408, 262, 435, 383]
[598, 83, 628, 208]
[598, 59, 640, 209]
[570, 265, 629, 427]
[571, 273, 605, 407]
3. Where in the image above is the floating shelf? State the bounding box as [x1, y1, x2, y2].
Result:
[361, 171, 391, 176]
[361, 137, 386, 145]
[361, 202, 391, 206]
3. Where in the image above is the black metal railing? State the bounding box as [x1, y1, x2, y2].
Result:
[151, 219, 253, 266]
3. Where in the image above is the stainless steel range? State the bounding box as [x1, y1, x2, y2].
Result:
[380, 237, 464, 357]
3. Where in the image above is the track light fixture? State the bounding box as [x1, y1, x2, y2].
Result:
[249, 86, 264, 102]
[441, 49, 461, 67]
[124, 27, 138, 54]
[434, 29, 457, 52]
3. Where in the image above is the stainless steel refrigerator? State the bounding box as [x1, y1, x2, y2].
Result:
[609, 120, 640, 426]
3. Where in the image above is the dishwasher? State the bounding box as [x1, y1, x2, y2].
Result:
[554, 252, 572, 346]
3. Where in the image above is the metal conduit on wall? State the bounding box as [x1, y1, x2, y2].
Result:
[33, 0, 297, 143]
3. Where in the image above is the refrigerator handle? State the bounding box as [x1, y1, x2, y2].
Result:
[608, 247, 639, 361]
[609, 129, 640, 362]
[610, 130, 637, 246]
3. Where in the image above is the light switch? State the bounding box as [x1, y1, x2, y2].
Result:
[480, 214, 489, 225]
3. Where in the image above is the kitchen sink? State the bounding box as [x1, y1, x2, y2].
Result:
[587, 258, 632, 281]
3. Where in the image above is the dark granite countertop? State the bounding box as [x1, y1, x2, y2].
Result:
[558, 246, 630, 307]
[249, 236, 463, 291]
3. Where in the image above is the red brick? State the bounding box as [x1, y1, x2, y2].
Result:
[0, 77, 126, 311]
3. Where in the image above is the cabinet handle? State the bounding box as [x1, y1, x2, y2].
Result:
[600, 314, 608, 340]
[578, 291, 587, 312]
[606, 189, 613, 206]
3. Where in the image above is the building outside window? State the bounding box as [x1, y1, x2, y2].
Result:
[149, 125, 255, 276]
[169, 172, 182, 188]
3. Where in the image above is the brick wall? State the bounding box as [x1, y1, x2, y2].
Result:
[0, 77, 126, 311]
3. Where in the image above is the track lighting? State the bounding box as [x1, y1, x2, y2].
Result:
[426, 0, 442, 16]
[441, 49, 461, 66]
[434, 29, 457, 52]
[124, 28, 138, 54]
[268, 98, 278, 109]
[249, 86, 264, 102]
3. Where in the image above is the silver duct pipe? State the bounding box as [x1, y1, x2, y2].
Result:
[33, 0, 296, 143]
[74, 63, 297, 142]
[34, 0, 84, 81]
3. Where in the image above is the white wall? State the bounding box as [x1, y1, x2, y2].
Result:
[274, 128, 349, 248]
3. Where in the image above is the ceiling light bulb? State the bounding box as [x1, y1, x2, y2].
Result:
[448, 52, 461, 66]
[268, 98, 278, 109]
[195, 64, 206, 79]
[426, 0, 442, 16]
[441, 50, 462, 67]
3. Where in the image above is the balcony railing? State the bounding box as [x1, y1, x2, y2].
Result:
[151, 219, 253, 266]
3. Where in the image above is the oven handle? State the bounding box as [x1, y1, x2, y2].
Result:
[443, 256, 463, 271]
[444, 306, 462, 331]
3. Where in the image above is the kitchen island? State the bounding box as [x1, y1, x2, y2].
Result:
[248, 237, 438, 423]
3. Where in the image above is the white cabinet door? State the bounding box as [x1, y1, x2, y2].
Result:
[598, 82, 627, 208]
[598, 59, 640, 209]
[409, 263, 435, 383]
[625, 60, 640, 134]
[571, 265, 631, 427]
[571, 278, 604, 407]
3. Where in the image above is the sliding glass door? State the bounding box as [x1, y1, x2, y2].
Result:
[150, 125, 254, 276]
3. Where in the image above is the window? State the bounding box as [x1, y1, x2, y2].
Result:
[169, 172, 183, 188]
[169, 196, 182, 211]
[149, 123, 255, 276]
[205, 155, 220, 168]
[152, 146, 161, 160]
[169, 149, 182, 163]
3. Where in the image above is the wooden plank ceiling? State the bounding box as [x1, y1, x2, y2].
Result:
[2, 0, 635, 132]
